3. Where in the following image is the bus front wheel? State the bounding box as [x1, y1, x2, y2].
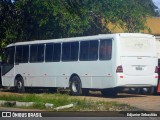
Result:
[69, 76, 82, 96]
[15, 77, 25, 93]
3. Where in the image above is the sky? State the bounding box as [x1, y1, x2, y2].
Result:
[152, 0, 160, 9]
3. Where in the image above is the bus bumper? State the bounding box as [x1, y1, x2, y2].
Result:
[116, 73, 158, 87]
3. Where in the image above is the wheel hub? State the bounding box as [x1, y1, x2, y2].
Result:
[17, 81, 22, 89]
[72, 81, 78, 93]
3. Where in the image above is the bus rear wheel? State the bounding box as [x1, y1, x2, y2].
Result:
[69, 76, 83, 96]
[128, 88, 140, 94]
[140, 87, 154, 95]
[15, 77, 25, 93]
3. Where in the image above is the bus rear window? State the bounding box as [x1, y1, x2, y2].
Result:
[120, 38, 151, 52]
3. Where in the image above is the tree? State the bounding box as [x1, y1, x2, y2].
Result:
[0, 0, 17, 48]
[109, 0, 156, 32]
[56, 0, 156, 34]
[0, 0, 157, 51]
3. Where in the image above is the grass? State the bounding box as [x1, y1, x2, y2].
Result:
[0, 93, 136, 111]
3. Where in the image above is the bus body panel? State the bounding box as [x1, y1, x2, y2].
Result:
[121, 57, 157, 76]
[13, 61, 115, 89]
[2, 67, 15, 87]
[2, 75, 15, 87]
[116, 73, 158, 87]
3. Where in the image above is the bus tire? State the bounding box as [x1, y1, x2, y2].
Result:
[101, 88, 117, 97]
[15, 77, 25, 93]
[140, 87, 154, 95]
[128, 88, 140, 94]
[69, 76, 82, 96]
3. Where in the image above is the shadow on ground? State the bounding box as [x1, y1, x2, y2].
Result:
[0, 87, 154, 99]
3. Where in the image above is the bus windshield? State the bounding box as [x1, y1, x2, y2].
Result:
[2, 47, 15, 65]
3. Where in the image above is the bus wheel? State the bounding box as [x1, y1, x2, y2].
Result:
[15, 77, 25, 93]
[69, 76, 82, 96]
[140, 87, 154, 95]
[101, 88, 117, 97]
[128, 88, 140, 94]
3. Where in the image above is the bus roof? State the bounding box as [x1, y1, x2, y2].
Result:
[7, 33, 154, 47]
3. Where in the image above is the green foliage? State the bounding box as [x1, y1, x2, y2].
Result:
[109, 0, 153, 32]
[0, 0, 156, 50]
[0, 93, 135, 111]
[0, 0, 16, 49]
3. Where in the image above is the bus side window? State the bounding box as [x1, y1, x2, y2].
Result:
[16, 46, 23, 63]
[70, 42, 79, 61]
[45, 43, 61, 62]
[37, 44, 44, 62]
[80, 41, 89, 61]
[62, 42, 79, 61]
[80, 40, 98, 61]
[15, 45, 29, 63]
[45, 44, 54, 62]
[99, 39, 112, 60]
[53, 43, 61, 62]
[89, 40, 98, 60]
[22, 45, 29, 63]
[62, 42, 70, 61]
[30, 44, 44, 62]
[30, 45, 37, 62]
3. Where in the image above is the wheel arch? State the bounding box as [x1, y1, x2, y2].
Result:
[14, 74, 23, 86]
[69, 73, 81, 84]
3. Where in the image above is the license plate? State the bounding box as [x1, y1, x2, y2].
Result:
[136, 66, 143, 70]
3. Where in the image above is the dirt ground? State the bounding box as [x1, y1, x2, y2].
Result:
[75, 93, 160, 111]
[0, 90, 160, 111]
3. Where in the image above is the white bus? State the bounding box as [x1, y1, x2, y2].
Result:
[1, 33, 158, 96]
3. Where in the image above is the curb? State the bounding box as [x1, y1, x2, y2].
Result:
[0, 100, 35, 107]
[0, 100, 74, 110]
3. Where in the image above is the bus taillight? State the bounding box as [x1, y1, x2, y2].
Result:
[116, 65, 123, 73]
